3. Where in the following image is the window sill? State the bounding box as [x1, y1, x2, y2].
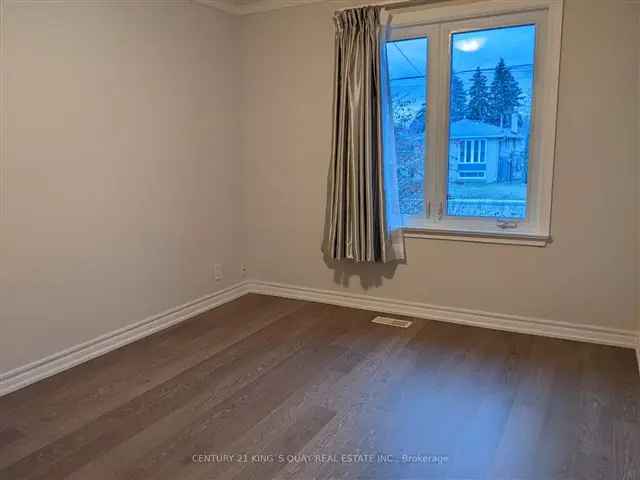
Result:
[403, 224, 551, 247]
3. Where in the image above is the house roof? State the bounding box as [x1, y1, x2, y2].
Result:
[450, 119, 521, 139]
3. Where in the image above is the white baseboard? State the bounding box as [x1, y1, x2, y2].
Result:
[2, 278, 638, 397]
[249, 281, 639, 350]
[0, 282, 250, 398]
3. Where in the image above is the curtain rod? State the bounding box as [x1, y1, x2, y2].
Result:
[386, 0, 450, 10]
[334, 0, 449, 12]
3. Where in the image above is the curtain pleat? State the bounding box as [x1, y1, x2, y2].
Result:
[323, 7, 405, 263]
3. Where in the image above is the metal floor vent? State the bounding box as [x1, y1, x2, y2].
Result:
[372, 316, 413, 328]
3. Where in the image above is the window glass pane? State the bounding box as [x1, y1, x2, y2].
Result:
[447, 24, 536, 219]
[387, 38, 428, 216]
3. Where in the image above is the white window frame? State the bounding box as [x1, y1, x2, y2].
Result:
[388, 0, 563, 247]
[458, 139, 487, 164]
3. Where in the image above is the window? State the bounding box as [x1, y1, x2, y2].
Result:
[387, 38, 428, 216]
[458, 140, 487, 164]
[387, 0, 563, 245]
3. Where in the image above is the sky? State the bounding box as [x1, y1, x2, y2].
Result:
[387, 24, 537, 113]
[387, 24, 536, 80]
[451, 24, 536, 73]
[387, 38, 427, 81]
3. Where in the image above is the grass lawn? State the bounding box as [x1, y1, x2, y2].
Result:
[448, 182, 527, 201]
[399, 180, 528, 217]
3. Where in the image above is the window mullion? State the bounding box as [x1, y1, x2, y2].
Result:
[434, 23, 451, 221]
[424, 25, 440, 221]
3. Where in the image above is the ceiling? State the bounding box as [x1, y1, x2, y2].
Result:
[194, 0, 329, 15]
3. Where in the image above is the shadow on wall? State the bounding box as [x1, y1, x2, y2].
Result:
[323, 254, 403, 290]
[321, 167, 405, 290]
[321, 134, 405, 289]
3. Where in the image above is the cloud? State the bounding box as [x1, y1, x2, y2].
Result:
[453, 37, 487, 53]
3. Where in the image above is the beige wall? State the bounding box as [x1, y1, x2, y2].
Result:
[0, 0, 244, 372]
[637, 5, 640, 341]
[241, 0, 639, 331]
[0, 0, 638, 376]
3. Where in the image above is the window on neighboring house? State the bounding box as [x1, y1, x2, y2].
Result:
[458, 140, 487, 164]
[386, 0, 563, 245]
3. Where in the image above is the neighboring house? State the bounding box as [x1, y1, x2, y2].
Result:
[449, 117, 525, 183]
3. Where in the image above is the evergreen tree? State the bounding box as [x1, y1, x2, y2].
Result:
[449, 73, 467, 122]
[489, 58, 523, 127]
[466, 67, 491, 122]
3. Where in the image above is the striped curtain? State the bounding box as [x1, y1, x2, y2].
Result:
[323, 6, 405, 263]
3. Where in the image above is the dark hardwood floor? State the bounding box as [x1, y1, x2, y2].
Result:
[0, 294, 638, 480]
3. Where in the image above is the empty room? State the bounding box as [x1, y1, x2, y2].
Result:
[0, 0, 639, 478]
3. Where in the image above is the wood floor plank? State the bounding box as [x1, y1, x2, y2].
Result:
[533, 338, 590, 480]
[189, 307, 415, 480]
[0, 427, 24, 450]
[0, 294, 638, 480]
[446, 331, 534, 479]
[0, 300, 332, 480]
[573, 343, 620, 480]
[352, 325, 521, 480]
[122, 304, 368, 480]
[64, 303, 352, 480]
[125, 345, 345, 480]
[606, 346, 640, 424]
[0, 294, 271, 415]
[292, 320, 491, 480]
[0, 295, 306, 469]
[613, 418, 640, 480]
[230, 405, 337, 480]
[606, 345, 640, 480]
[490, 335, 561, 479]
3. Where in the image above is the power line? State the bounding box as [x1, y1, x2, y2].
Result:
[390, 74, 424, 82]
[392, 42, 423, 78]
[453, 63, 533, 75]
[390, 63, 534, 82]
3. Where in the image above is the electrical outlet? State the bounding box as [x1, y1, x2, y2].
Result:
[214, 264, 223, 282]
[240, 264, 247, 277]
